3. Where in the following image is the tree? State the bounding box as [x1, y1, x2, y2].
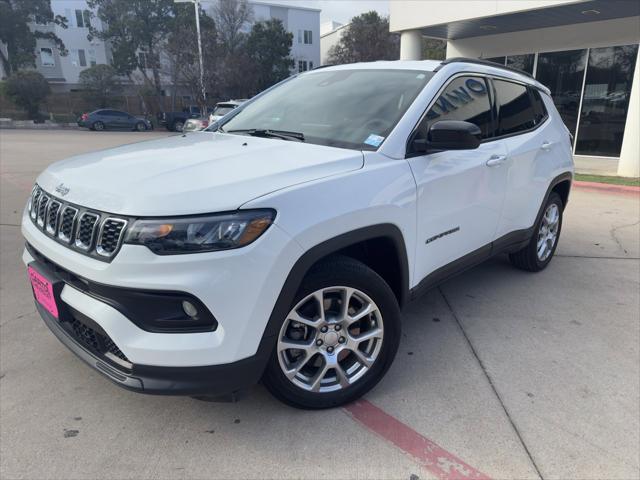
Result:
[213, 0, 254, 99]
[0, 0, 68, 76]
[422, 38, 446, 60]
[86, 0, 174, 96]
[163, 3, 218, 107]
[246, 19, 293, 94]
[327, 12, 399, 65]
[79, 64, 120, 108]
[214, 0, 253, 56]
[5, 71, 50, 119]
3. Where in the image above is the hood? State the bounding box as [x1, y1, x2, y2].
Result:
[36, 132, 363, 216]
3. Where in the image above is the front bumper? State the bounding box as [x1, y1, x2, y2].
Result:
[22, 211, 304, 368]
[35, 301, 269, 395]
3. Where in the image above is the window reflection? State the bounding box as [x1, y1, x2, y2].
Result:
[507, 54, 535, 75]
[575, 45, 639, 157]
[535, 49, 587, 142]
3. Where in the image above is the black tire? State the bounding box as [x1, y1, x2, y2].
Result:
[509, 191, 563, 272]
[92, 121, 105, 131]
[262, 256, 401, 409]
[172, 120, 184, 132]
[135, 121, 146, 132]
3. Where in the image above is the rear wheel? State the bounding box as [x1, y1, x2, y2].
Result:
[263, 256, 401, 409]
[92, 121, 105, 131]
[509, 192, 563, 272]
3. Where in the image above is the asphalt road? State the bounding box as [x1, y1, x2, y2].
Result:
[1, 129, 639, 480]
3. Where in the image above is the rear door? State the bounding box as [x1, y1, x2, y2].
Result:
[408, 75, 509, 283]
[99, 110, 118, 128]
[113, 110, 131, 129]
[490, 79, 558, 239]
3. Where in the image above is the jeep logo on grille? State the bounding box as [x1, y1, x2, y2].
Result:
[55, 183, 70, 196]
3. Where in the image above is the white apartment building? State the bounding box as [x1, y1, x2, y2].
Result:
[390, 0, 640, 177]
[250, 1, 320, 73]
[5, 0, 320, 92]
[320, 22, 349, 65]
[27, 0, 109, 91]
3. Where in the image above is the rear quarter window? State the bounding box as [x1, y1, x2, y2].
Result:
[530, 88, 548, 124]
[494, 79, 537, 136]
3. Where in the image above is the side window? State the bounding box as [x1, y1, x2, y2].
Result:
[494, 79, 536, 136]
[529, 88, 548, 125]
[420, 76, 494, 139]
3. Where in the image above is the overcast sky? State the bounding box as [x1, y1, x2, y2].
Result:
[256, 0, 390, 24]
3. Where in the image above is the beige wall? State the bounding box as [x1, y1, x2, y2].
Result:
[389, 0, 585, 32]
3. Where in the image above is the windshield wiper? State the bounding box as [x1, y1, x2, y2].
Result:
[226, 128, 305, 142]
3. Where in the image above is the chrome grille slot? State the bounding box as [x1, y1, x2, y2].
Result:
[58, 206, 78, 243]
[30, 187, 42, 220]
[96, 218, 127, 257]
[46, 200, 62, 235]
[75, 212, 100, 250]
[28, 185, 40, 216]
[36, 195, 50, 227]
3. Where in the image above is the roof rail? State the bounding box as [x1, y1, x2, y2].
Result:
[435, 57, 535, 79]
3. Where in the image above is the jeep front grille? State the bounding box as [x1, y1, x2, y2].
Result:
[28, 185, 129, 261]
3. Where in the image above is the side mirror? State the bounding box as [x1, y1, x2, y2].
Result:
[413, 120, 482, 153]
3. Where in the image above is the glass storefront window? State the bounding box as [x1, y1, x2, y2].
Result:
[535, 49, 587, 141]
[507, 54, 535, 75]
[485, 56, 506, 65]
[575, 44, 639, 157]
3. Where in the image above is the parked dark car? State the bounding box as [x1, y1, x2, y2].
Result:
[77, 109, 153, 132]
[157, 105, 214, 132]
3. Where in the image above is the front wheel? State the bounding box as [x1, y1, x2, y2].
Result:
[172, 120, 184, 132]
[509, 191, 563, 272]
[262, 256, 401, 409]
[135, 121, 146, 132]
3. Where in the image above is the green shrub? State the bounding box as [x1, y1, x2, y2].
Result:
[4, 71, 51, 120]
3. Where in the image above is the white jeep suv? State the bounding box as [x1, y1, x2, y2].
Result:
[22, 59, 573, 409]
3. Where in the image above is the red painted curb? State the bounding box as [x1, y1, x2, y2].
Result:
[573, 180, 640, 195]
[344, 400, 492, 480]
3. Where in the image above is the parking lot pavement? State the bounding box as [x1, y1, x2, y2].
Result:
[1, 130, 638, 480]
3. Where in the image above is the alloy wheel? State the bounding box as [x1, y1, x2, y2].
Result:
[277, 287, 384, 393]
[537, 203, 560, 261]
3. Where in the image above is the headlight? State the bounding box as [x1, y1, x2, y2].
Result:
[124, 209, 275, 254]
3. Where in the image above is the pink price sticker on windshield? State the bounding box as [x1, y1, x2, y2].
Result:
[28, 266, 59, 319]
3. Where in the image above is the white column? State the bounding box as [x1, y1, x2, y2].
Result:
[617, 51, 640, 177]
[400, 30, 422, 60]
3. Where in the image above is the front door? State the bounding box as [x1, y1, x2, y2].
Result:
[407, 75, 508, 284]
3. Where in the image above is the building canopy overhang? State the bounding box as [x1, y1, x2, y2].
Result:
[418, 0, 640, 40]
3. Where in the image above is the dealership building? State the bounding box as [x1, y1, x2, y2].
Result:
[390, 0, 640, 177]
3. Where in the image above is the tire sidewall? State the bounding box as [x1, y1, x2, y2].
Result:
[533, 192, 563, 269]
[263, 258, 401, 409]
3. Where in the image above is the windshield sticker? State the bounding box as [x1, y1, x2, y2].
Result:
[364, 134, 385, 147]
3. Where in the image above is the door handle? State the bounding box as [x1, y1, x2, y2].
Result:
[541, 141, 553, 151]
[486, 154, 507, 167]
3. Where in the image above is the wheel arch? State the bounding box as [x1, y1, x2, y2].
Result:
[257, 224, 409, 357]
[535, 172, 572, 227]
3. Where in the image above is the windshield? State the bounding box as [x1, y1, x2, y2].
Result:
[220, 69, 434, 150]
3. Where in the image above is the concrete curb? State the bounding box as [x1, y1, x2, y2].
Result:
[574, 180, 639, 195]
[0, 120, 79, 130]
